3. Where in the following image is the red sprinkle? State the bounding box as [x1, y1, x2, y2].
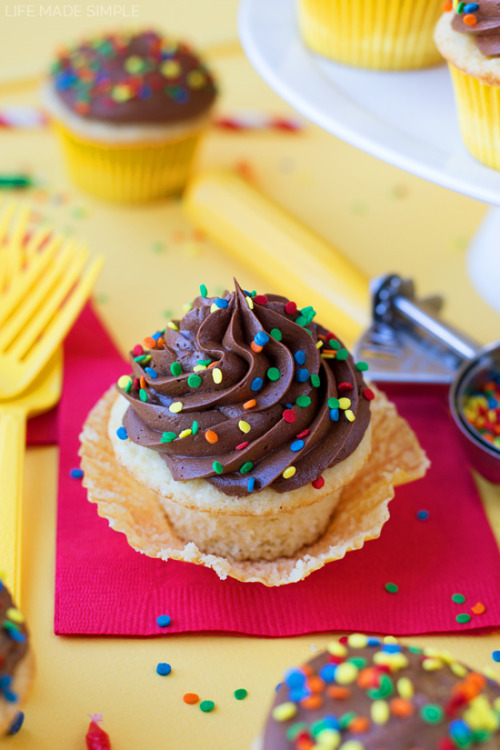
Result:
[285, 301, 297, 315]
[253, 295, 268, 305]
[296, 429, 310, 439]
[363, 387, 375, 401]
[132, 344, 143, 357]
[338, 382, 353, 392]
[86, 718, 111, 750]
[283, 409, 296, 423]
[312, 476, 325, 490]
[325, 333, 337, 342]
[133, 377, 140, 391]
[438, 739, 455, 750]
[236, 441, 249, 450]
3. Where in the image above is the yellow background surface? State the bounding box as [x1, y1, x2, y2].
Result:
[1, 0, 500, 747]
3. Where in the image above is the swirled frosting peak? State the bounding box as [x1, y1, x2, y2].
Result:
[116, 282, 373, 497]
[451, 1, 500, 56]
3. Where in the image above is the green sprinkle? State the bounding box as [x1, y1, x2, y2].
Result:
[452, 593, 466, 604]
[408, 646, 422, 654]
[188, 374, 202, 388]
[348, 657, 367, 669]
[139, 388, 148, 402]
[385, 582, 398, 593]
[191, 421, 199, 436]
[200, 284, 208, 298]
[329, 339, 340, 350]
[200, 700, 215, 713]
[339, 712, 357, 730]
[311, 373, 320, 388]
[267, 367, 280, 381]
[213, 461, 224, 475]
[368, 674, 394, 700]
[328, 397, 340, 408]
[421, 704, 444, 724]
[456, 613, 471, 624]
[134, 354, 148, 363]
[161, 432, 176, 443]
[270, 328, 282, 341]
[170, 362, 182, 377]
[234, 689, 248, 700]
[240, 462, 253, 474]
[296, 395, 311, 408]
[198, 359, 212, 366]
[336, 349, 349, 361]
[356, 361, 369, 371]
[295, 315, 307, 327]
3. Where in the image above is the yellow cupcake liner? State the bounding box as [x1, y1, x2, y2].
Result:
[448, 65, 500, 171]
[53, 121, 206, 203]
[298, 0, 443, 70]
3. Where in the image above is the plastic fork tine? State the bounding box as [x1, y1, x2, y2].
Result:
[5, 206, 30, 284]
[0, 202, 18, 291]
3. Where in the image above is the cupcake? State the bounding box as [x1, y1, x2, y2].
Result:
[42, 30, 217, 202]
[298, 0, 444, 70]
[0, 579, 34, 737]
[435, 4, 500, 170]
[254, 634, 500, 749]
[80, 282, 429, 585]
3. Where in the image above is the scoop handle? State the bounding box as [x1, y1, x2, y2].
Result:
[184, 171, 369, 346]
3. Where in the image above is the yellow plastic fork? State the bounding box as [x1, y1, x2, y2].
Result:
[0, 201, 103, 602]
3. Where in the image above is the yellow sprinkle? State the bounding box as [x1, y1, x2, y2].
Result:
[327, 642, 347, 657]
[272, 702, 297, 722]
[282, 466, 296, 479]
[167, 321, 179, 331]
[338, 742, 364, 750]
[6, 608, 24, 624]
[182, 303, 192, 312]
[245, 295, 254, 310]
[483, 667, 499, 683]
[347, 634, 367, 648]
[373, 652, 408, 671]
[161, 59, 181, 78]
[422, 658, 444, 671]
[397, 677, 414, 699]
[464, 696, 499, 731]
[210, 303, 218, 313]
[321, 352, 336, 358]
[383, 635, 398, 644]
[238, 420, 251, 434]
[193, 365, 207, 372]
[118, 375, 131, 389]
[315, 729, 341, 749]
[344, 410, 355, 422]
[338, 398, 351, 409]
[450, 662, 467, 677]
[179, 429, 192, 439]
[169, 402, 183, 414]
[371, 700, 390, 725]
[315, 340, 323, 349]
[212, 368, 223, 384]
[187, 69, 206, 88]
[335, 662, 358, 684]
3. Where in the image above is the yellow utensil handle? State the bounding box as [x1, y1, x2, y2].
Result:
[184, 171, 369, 347]
[0, 408, 26, 603]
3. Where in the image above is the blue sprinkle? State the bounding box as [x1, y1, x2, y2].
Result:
[294, 350, 306, 366]
[0, 675, 12, 690]
[275, 682, 283, 692]
[329, 408, 339, 422]
[493, 651, 500, 662]
[382, 643, 402, 654]
[290, 440, 304, 452]
[7, 630, 26, 643]
[285, 669, 306, 689]
[322, 715, 341, 731]
[215, 298, 228, 308]
[255, 331, 270, 346]
[8, 712, 24, 735]
[3, 690, 18, 703]
[286, 404, 294, 409]
[449, 719, 472, 741]
[140, 84, 152, 99]
[70, 468, 84, 479]
[289, 689, 311, 703]
[156, 615, 171, 628]
[319, 664, 337, 683]
[116, 426, 128, 440]
[152, 331, 162, 340]
[156, 662, 172, 676]
[251, 377, 263, 392]
[417, 509, 429, 521]
[145, 367, 158, 378]
[464, 2, 479, 10]
[296, 368, 310, 383]
[367, 637, 381, 646]
[56, 71, 77, 90]
[487, 397, 498, 409]
[247, 477, 256, 492]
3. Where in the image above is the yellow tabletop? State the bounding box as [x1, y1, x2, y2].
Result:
[2, 1, 500, 747]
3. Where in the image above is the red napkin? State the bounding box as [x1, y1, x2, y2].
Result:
[53, 305, 500, 636]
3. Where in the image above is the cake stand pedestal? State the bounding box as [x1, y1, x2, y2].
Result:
[239, 0, 500, 315]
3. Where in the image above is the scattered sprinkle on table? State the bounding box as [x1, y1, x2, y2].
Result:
[416, 509, 429, 520]
[234, 689, 248, 700]
[200, 700, 215, 713]
[452, 593, 466, 604]
[471, 602, 486, 614]
[70, 468, 84, 479]
[456, 613, 471, 624]
[156, 663, 172, 676]
[493, 651, 500, 662]
[156, 615, 171, 628]
[385, 582, 398, 593]
[183, 693, 199, 704]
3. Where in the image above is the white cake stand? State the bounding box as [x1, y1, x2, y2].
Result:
[239, 0, 500, 315]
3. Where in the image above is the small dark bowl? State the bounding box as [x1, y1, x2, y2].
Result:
[448, 341, 500, 484]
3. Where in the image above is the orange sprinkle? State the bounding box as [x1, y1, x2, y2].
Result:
[251, 342, 263, 353]
[327, 685, 351, 700]
[463, 13, 477, 25]
[349, 716, 370, 734]
[183, 693, 199, 704]
[471, 602, 486, 615]
[243, 399, 257, 410]
[390, 698, 414, 717]
[302, 665, 314, 676]
[296, 738, 314, 750]
[300, 695, 323, 710]
[306, 675, 325, 694]
[143, 336, 156, 349]
[156, 337, 165, 349]
[140, 376, 146, 390]
[208, 361, 217, 368]
[442, 0, 452, 10]
[357, 667, 380, 689]
[205, 430, 219, 444]
[467, 672, 486, 691]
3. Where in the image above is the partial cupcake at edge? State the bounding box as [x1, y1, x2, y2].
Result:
[41, 29, 217, 202]
[79, 282, 429, 585]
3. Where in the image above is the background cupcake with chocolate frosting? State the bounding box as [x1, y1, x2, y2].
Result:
[435, 2, 500, 169]
[42, 29, 217, 202]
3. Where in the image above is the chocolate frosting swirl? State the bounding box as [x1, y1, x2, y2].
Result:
[118, 283, 371, 497]
[451, 1, 500, 56]
[50, 30, 217, 124]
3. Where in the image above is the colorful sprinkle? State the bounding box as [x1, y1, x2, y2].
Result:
[200, 700, 215, 713]
[282, 466, 296, 479]
[156, 615, 171, 628]
[70, 468, 84, 479]
[251, 377, 263, 391]
[283, 409, 296, 423]
[240, 462, 253, 474]
[244, 399, 257, 410]
[247, 477, 256, 492]
[161, 432, 177, 443]
[170, 362, 182, 377]
[183, 693, 199, 704]
[417, 510, 429, 521]
[385, 582, 399, 593]
[156, 663, 172, 676]
[452, 593, 466, 604]
[116, 426, 128, 440]
[205, 430, 219, 444]
[270, 328, 282, 341]
[169, 402, 183, 413]
[267, 367, 280, 381]
[312, 476, 325, 489]
[213, 461, 224, 474]
[296, 395, 311, 408]
[456, 613, 471, 624]
[212, 368, 223, 384]
[238, 420, 251, 434]
[234, 688, 248, 700]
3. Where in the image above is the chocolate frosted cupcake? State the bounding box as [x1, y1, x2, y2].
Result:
[435, 4, 500, 169]
[0, 580, 34, 736]
[80, 282, 428, 585]
[42, 30, 217, 201]
[255, 634, 500, 749]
